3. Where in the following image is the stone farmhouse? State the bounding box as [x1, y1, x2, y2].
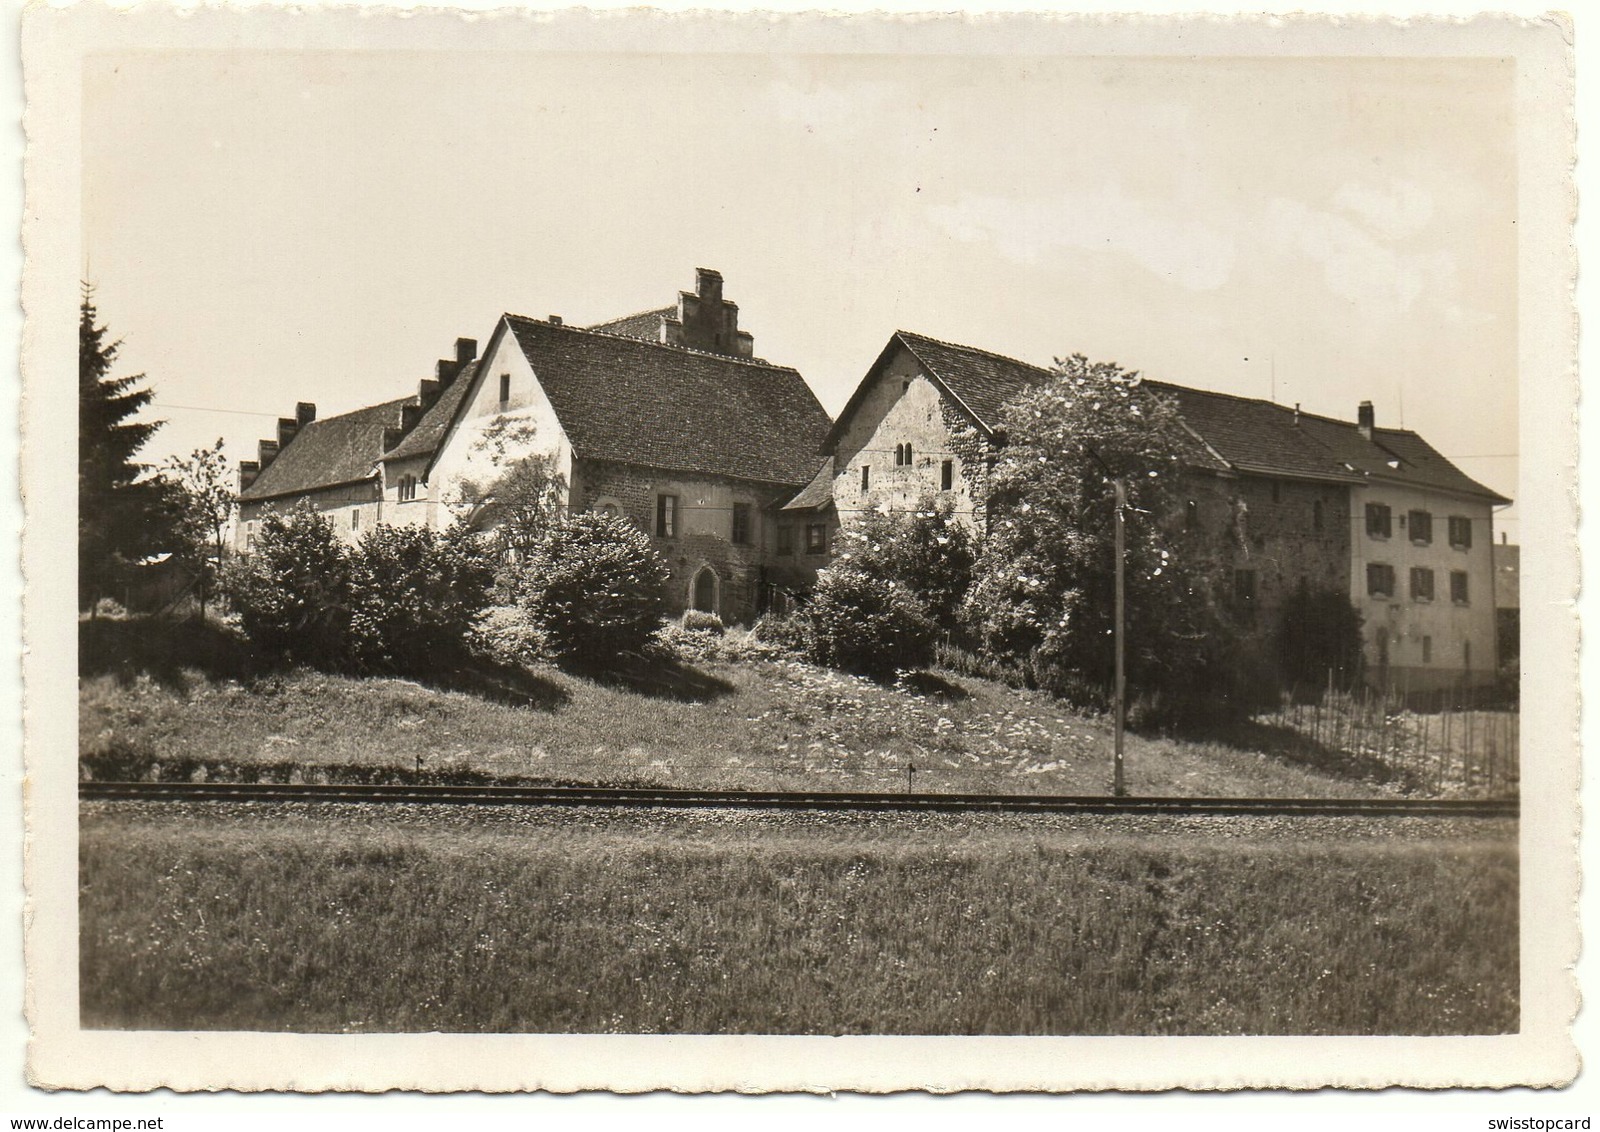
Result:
[235, 276, 1508, 693]
[803, 330, 1510, 694]
[237, 269, 832, 622]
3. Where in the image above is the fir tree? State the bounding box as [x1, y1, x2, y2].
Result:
[79, 285, 169, 609]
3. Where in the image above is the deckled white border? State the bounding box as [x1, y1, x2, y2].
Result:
[18, 6, 1578, 1094]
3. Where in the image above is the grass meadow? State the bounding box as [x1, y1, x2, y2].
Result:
[80, 618, 1390, 798]
[80, 806, 1518, 1035]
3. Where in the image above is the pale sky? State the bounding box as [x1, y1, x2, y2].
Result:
[83, 50, 1519, 534]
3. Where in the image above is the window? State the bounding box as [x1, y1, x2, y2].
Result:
[656, 494, 677, 538]
[776, 525, 795, 556]
[805, 523, 828, 556]
[1185, 500, 1199, 531]
[1233, 568, 1257, 609]
[861, 465, 870, 492]
[1451, 570, 1470, 604]
[1422, 636, 1433, 664]
[1367, 563, 1396, 598]
[941, 459, 954, 492]
[351, 508, 361, 531]
[1313, 499, 1323, 532]
[904, 442, 913, 466]
[398, 475, 420, 502]
[246, 520, 256, 550]
[1409, 510, 1433, 545]
[731, 503, 752, 546]
[1410, 566, 1435, 602]
[498, 373, 511, 404]
[1449, 515, 1473, 550]
[1365, 502, 1392, 538]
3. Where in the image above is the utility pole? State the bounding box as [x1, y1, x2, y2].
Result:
[1113, 477, 1127, 797]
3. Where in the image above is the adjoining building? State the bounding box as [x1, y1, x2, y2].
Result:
[237, 269, 832, 623]
[806, 330, 1510, 693]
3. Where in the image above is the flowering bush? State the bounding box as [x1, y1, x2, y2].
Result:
[807, 562, 936, 681]
[832, 494, 975, 636]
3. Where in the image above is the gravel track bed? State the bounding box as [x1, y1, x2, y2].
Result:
[80, 799, 1516, 844]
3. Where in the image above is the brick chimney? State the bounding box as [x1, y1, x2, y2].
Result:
[296, 402, 317, 427]
[1357, 400, 1375, 441]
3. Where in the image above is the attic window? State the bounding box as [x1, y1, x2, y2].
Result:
[498, 373, 511, 404]
[1387, 458, 1401, 469]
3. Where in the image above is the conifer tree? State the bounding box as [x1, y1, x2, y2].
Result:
[79, 286, 168, 609]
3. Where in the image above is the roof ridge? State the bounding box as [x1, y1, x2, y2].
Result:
[504, 312, 797, 372]
[587, 304, 675, 328]
[895, 329, 1057, 378]
[301, 395, 413, 427]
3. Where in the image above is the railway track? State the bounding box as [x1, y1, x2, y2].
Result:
[79, 780, 1519, 818]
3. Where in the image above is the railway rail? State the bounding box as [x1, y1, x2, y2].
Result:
[79, 780, 1518, 818]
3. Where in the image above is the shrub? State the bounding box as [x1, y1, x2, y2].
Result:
[1275, 580, 1365, 694]
[833, 496, 975, 637]
[506, 512, 669, 663]
[751, 610, 811, 656]
[348, 525, 495, 674]
[680, 609, 726, 634]
[468, 605, 548, 669]
[221, 505, 353, 668]
[806, 563, 936, 681]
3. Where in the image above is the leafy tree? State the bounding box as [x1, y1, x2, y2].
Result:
[1276, 579, 1364, 693]
[220, 504, 352, 667]
[161, 439, 234, 617]
[833, 492, 975, 637]
[506, 512, 668, 663]
[79, 287, 170, 609]
[348, 524, 495, 674]
[450, 417, 567, 559]
[961, 354, 1241, 720]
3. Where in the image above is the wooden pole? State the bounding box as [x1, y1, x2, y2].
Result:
[1113, 478, 1127, 797]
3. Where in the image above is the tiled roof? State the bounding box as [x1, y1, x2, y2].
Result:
[895, 330, 1056, 432]
[1143, 382, 1365, 485]
[1293, 414, 1510, 502]
[780, 457, 836, 511]
[381, 362, 479, 463]
[587, 307, 673, 342]
[501, 316, 831, 486]
[240, 398, 410, 501]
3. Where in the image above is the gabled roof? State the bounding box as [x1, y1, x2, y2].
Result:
[473, 315, 831, 486]
[780, 456, 836, 511]
[832, 329, 1509, 506]
[240, 398, 410, 502]
[587, 306, 673, 342]
[381, 362, 479, 463]
[824, 330, 1055, 449]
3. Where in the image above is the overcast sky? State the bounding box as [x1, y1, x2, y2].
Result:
[83, 50, 1519, 533]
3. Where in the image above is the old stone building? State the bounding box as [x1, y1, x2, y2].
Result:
[237, 270, 831, 623]
[813, 330, 1509, 693]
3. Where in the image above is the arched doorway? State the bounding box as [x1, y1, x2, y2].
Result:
[692, 566, 719, 614]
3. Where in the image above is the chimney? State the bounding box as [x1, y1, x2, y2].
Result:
[296, 402, 317, 427]
[436, 357, 460, 385]
[276, 416, 300, 451]
[695, 268, 723, 305]
[548, 315, 563, 326]
[455, 337, 477, 368]
[1357, 400, 1375, 441]
[239, 460, 260, 493]
[257, 439, 280, 468]
[1293, 402, 1301, 427]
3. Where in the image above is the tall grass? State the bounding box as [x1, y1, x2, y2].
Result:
[81, 808, 1517, 1035]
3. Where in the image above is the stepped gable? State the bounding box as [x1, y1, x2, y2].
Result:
[503, 315, 831, 487]
[240, 398, 410, 502]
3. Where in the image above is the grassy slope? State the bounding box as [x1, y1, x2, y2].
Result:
[80, 620, 1387, 798]
[80, 806, 1518, 1035]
